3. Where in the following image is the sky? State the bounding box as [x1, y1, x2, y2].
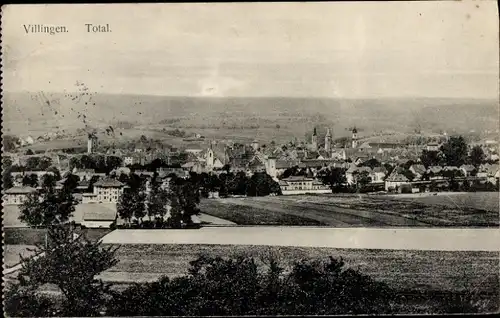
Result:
[2, 2, 499, 98]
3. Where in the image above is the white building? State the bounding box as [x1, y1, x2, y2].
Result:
[279, 176, 330, 195]
[3, 186, 37, 205]
[82, 178, 124, 203]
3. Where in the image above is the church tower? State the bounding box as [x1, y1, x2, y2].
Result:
[351, 127, 358, 148]
[325, 128, 332, 152]
[311, 127, 318, 151]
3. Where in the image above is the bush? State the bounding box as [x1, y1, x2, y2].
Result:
[107, 255, 397, 316]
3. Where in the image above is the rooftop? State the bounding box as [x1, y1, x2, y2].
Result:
[93, 178, 124, 188]
[4, 186, 37, 194]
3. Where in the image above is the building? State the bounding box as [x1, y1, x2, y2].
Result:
[311, 128, 318, 151]
[3, 186, 37, 205]
[426, 142, 440, 151]
[384, 170, 410, 192]
[324, 128, 332, 152]
[251, 140, 260, 151]
[460, 165, 476, 177]
[279, 176, 330, 195]
[351, 127, 358, 148]
[72, 168, 105, 181]
[82, 178, 125, 203]
[123, 156, 134, 166]
[87, 133, 98, 154]
[265, 156, 278, 180]
[409, 164, 426, 180]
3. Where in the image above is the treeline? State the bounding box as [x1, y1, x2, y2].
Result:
[420, 136, 491, 168]
[195, 171, 282, 198]
[115, 171, 281, 229]
[116, 172, 201, 229]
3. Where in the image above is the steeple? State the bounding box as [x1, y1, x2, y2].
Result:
[325, 128, 332, 152]
[311, 127, 318, 151]
[351, 127, 358, 148]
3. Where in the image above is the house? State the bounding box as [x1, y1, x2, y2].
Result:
[123, 156, 134, 166]
[426, 142, 440, 151]
[460, 164, 476, 177]
[76, 202, 118, 228]
[409, 164, 426, 180]
[427, 166, 443, 180]
[88, 178, 125, 203]
[3, 186, 37, 205]
[478, 164, 500, 183]
[384, 171, 410, 192]
[279, 176, 330, 195]
[354, 155, 370, 166]
[371, 166, 387, 183]
[11, 170, 55, 180]
[72, 168, 105, 181]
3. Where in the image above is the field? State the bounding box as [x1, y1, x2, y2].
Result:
[199, 193, 499, 227]
[394, 192, 499, 213]
[96, 244, 499, 312]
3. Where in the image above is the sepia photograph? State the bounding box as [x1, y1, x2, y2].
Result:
[2, 2, 499, 316]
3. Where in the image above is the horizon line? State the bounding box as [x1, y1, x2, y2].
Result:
[3, 90, 498, 101]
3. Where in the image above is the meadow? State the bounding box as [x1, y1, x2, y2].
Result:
[96, 243, 499, 313]
[199, 193, 499, 227]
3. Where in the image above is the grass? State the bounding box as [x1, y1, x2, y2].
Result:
[199, 201, 323, 225]
[4, 227, 112, 245]
[102, 244, 499, 293]
[395, 192, 499, 213]
[4, 242, 498, 313]
[4, 244, 38, 268]
[199, 193, 499, 227]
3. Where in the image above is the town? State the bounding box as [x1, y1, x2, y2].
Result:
[3, 125, 499, 228]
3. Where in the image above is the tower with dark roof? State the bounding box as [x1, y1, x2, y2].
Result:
[325, 128, 332, 152]
[351, 127, 358, 148]
[311, 127, 318, 151]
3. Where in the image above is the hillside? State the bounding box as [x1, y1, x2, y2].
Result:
[2, 92, 498, 145]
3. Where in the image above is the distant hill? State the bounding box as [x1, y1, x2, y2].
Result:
[2, 92, 498, 144]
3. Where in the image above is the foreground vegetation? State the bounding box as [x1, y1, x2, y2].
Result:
[5, 233, 499, 315]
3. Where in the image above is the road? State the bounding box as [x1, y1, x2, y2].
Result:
[101, 227, 500, 251]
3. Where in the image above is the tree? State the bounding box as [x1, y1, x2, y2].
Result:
[80, 155, 95, 170]
[167, 177, 201, 228]
[318, 167, 347, 192]
[3, 134, 20, 152]
[469, 145, 485, 168]
[13, 225, 119, 316]
[87, 175, 100, 192]
[247, 172, 281, 197]
[26, 157, 41, 171]
[107, 255, 396, 316]
[117, 187, 146, 226]
[22, 174, 39, 187]
[146, 173, 170, 225]
[361, 158, 382, 170]
[420, 150, 443, 168]
[3, 167, 14, 189]
[38, 157, 53, 170]
[69, 156, 83, 170]
[46, 166, 61, 180]
[353, 171, 371, 192]
[41, 174, 57, 188]
[441, 136, 468, 167]
[19, 177, 76, 227]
